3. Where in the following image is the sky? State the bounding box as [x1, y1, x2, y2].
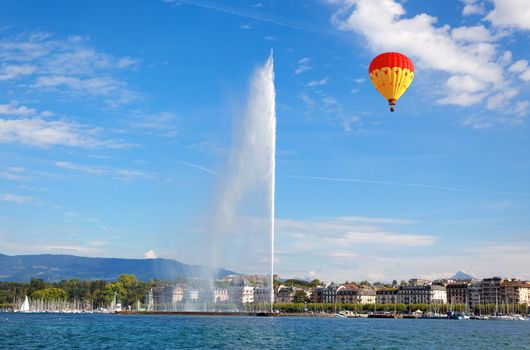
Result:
[1, 0, 529, 282]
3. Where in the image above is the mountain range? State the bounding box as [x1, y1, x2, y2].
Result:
[0, 253, 236, 282]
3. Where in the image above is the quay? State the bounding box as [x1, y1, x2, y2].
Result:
[116, 311, 277, 317]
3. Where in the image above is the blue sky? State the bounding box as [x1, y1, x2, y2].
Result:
[1, 0, 529, 282]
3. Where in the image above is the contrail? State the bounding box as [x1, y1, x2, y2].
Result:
[287, 175, 530, 197]
[164, 0, 334, 35]
[180, 161, 217, 175]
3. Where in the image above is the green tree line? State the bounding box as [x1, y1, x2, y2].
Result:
[273, 302, 528, 315]
[0, 274, 169, 308]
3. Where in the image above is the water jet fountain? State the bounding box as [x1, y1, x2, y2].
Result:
[208, 52, 276, 313]
[135, 53, 277, 315]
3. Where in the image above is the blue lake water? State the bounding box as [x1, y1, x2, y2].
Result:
[1, 313, 529, 349]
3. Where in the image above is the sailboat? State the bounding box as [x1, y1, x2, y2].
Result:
[19, 295, 31, 313]
[110, 292, 122, 313]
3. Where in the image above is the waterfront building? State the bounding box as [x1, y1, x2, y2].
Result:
[446, 282, 469, 305]
[398, 285, 447, 304]
[253, 286, 271, 304]
[335, 285, 376, 304]
[275, 285, 293, 303]
[276, 285, 310, 303]
[467, 280, 483, 309]
[186, 288, 199, 303]
[408, 278, 431, 286]
[481, 277, 505, 305]
[500, 280, 530, 306]
[376, 288, 399, 304]
[213, 288, 229, 303]
[359, 288, 376, 304]
[431, 285, 448, 304]
[240, 286, 255, 304]
[152, 285, 185, 309]
[335, 285, 358, 304]
[322, 283, 341, 303]
[228, 285, 255, 305]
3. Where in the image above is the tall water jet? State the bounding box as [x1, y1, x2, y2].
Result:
[208, 52, 276, 312]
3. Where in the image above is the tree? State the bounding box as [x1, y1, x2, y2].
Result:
[29, 278, 49, 293]
[31, 288, 67, 301]
[309, 279, 321, 287]
[292, 290, 310, 303]
[104, 282, 126, 304]
[118, 274, 138, 287]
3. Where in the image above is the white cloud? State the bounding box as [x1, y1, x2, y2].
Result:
[0, 238, 104, 255]
[342, 115, 361, 131]
[486, 0, 530, 30]
[0, 167, 29, 181]
[55, 161, 107, 175]
[116, 57, 140, 69]
[508, 59, 530, 81]
[0, 33, 140, 105]
[0, 102, 128, 149]
[1, 193, 33, 204]
[514, 100, 529, 116]
[0, 101, 36, 116]
[0, 118, 125, 148]
[486, 86, 518, 109]
[278, 217, 434, 247]
[144, 249, 157, 259]
[322, 96, 338, 105]
[330, 0, 528, 126]
[276, 215, 530, 281]
[0, 64, 36, 80]
[500, 50, 512, 65]
[509, 59, 528, 73]
[349, 231, 434, 246]
[294, 57, 311, 74]
[275, 216, 439, 281]
[451, 25, 493, 42]
[55, 161, 153, 179]
[129, 111, 179, 137]
[307, 77, 330, 87]
[299, 92, 315, 108]
[461, 0, 485, 16]
[33, 75, 125, 98]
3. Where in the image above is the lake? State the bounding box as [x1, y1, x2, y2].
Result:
[1, 313, 529, 349]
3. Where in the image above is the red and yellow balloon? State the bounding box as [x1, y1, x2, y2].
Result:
[369, 52, 414, 112]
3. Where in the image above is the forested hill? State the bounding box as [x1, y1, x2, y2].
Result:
[0, 253, 236, 282]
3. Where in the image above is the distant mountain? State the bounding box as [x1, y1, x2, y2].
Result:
[450, 270, 475, 281]
[0, 253, 237, 282]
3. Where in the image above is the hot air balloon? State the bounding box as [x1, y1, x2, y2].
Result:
[368, 52, 414, 112]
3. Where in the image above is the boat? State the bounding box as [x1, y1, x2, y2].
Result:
[110, 292, 122, 313]
[422, 312, 446, 319]
[19, 295, 31, 313]
[447, 311, 464, 320]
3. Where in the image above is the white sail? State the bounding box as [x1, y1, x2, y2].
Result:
[110, 292, 117, 312]
[20, 295, 30, 313]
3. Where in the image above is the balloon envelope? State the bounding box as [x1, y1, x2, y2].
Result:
[369, 52, 414, 111]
